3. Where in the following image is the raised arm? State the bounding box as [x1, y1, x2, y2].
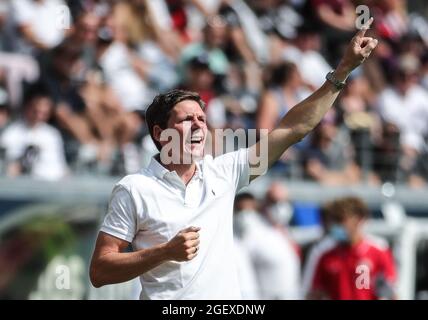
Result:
[249, 18, 378, 180]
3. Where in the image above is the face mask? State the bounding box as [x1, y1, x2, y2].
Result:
[233, 210, 258, 237]
[329, 224, 349, 243]
[269, 202, 293, 226]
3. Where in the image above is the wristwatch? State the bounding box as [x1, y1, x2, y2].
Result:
[326, 70, 347, 90]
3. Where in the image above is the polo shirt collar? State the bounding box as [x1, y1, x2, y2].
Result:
[147, 155, 203, 181]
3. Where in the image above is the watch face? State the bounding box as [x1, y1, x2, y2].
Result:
[327, 71, 345, 89]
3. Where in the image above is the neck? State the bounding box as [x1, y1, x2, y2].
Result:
[25, 119, 38, 128]
[349, 232, 363, 246]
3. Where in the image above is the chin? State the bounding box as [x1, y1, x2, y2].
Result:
[190, 148, 204, 159]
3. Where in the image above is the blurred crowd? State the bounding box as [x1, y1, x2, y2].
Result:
[0, 0, 428, 186]
[233, 184, 397, 300]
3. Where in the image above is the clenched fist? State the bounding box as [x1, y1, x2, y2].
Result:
[336, 17, 378, 80]
[165, 226, 200, 262]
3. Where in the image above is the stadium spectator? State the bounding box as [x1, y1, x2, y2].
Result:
[337, 70, 382, 182]
[282, 26, 333, 89]
[40, 43, 109, 167]
[262, 181, 294, 228]
[308, 0, 356, 64]
[376, 54, 428, 185]
[234, 192, 301, 300]
[257, 62, 311, 133]
[179, 18, 230, 85]
[233, 193, 261, 300]
[9, 0, 69, 55]
[308, 196, 397, 300]
[0, 0, 425, 190]
[0, 84, 68, 180]
[301, 110, 363, 185]
[181, 54, 227, 130]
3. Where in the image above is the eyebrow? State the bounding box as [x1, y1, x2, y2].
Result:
[182, 113, 206, 120]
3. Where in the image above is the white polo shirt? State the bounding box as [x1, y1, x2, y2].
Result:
[100, 148, 251, 300]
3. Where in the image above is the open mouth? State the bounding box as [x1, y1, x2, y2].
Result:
[190, 136, 203, 145]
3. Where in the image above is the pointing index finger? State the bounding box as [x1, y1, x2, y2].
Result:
[356, 17, 374, 38]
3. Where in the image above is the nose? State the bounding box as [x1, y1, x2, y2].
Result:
[191, 116, 204, 130]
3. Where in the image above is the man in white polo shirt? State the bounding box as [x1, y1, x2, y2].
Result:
[89, 19, 378, 300]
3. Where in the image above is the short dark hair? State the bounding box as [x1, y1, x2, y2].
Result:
[329, 196, 370, 221]
[23, 82, 51, 107]
[234, 192, 256, 211]
[145, 89, 205, 151]
[270, 62, 298, 86]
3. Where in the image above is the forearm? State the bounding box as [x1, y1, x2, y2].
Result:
[250, 18, 377, 179]
[278, 68, 348, 139]
[90, 243, 169, 287]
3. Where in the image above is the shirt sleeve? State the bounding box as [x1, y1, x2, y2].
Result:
[100, 184, 137, 243]
[213, 148, 250, 191]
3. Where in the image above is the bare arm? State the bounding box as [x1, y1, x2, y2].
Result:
[89, 227, 200, 288]
[317, 3, 355, 32]
[249, 18, 378, 180]
[256, 91, 279, 133]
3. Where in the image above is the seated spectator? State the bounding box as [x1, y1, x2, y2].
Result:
[98, 2, 179, 109]
[10, 0, 69, 55]
[308, 197, 397, 300]
[180, 19, 230, 85]
[0, 84, 68, 180]
[282, 26, 332, 89]
[257, 62, 311, 132]
[111, 1, 179, 92]
[234, 192, 301, 300]
[181, 54, 227, 130]
[257, 62, 311, 176]
[376, 54, 428, 185]
[338, 71, 382, 181]
[218, 0, 267, 64]
[308, 0, 356, 64]
[245, 0, 304, 63]
[301, 110, 363, 185]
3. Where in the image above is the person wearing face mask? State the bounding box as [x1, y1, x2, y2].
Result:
[308, 196, 397, 300]
[262, 182, 301, 259]
[234, 192, 301, 300]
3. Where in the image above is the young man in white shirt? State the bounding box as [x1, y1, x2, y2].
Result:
[11, 0, 69, 54]
[0, 84, 68, 180]
[89, 19, 379, 299]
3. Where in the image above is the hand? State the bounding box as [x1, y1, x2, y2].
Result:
[336, 17, 378, 80]
[164, 226, 200, 262]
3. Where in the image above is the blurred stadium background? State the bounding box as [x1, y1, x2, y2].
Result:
[0, 0, 428, 300]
